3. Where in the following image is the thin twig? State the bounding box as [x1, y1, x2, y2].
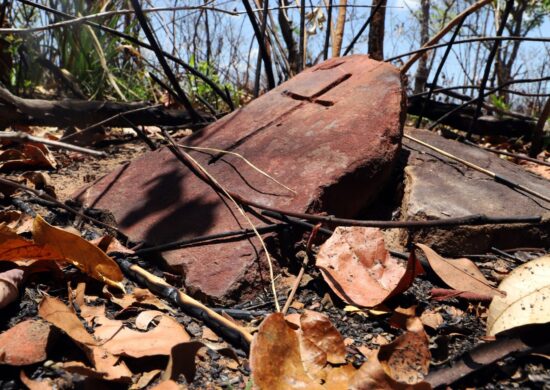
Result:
[463, 140, 550, 168]
[135, 223, 284, 254]
[400, 0, 492, 73]
[468, 0, 514, 139]
[131, 0, 201, 121]
[162, 129, 281, 312]
[388, 36, 550, 64]
[415, 16, 465, 127]
[342, 0, 384, 56]
[281, 223, 321, 315]
[426, 76, 550, 130]
[177, 144, 296, 194]
[243, 0, 275, 90]
[116, 257, 253, 350]
[0, 177, 121, 232]
[0, 131, 107, 157]
[404, 134, 550, 203]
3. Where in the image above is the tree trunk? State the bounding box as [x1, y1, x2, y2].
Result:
[367, 0, 387, 61]
[332, 0, 347, 57]
[278, 0, 300, 75]
[414, 0, 430, 94]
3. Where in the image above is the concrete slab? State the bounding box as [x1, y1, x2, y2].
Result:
[401, 127, 550, 256]
[75, 56, 405, 302]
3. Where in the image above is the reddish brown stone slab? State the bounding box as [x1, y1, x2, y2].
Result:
[75, 55, 405, 302]
[0, 320, 53, 365]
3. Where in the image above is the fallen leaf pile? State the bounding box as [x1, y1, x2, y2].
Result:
[250, 310, 431, 389]
[0, 215, 124, 289]
[0, 142, 56, 171]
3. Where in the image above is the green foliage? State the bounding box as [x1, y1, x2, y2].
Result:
[8, 0, 151, 101]
[187, 54, 245, 111]
[490, 95, 510, 117]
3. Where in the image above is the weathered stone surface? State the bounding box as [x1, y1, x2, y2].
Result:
[75, 56, 405, 301]
[0, 320, 53, 365]
[401, 127, 550, 255]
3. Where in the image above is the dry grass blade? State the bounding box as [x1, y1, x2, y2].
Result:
[178, 144, 297, 194]
[178, 149, 281, 312]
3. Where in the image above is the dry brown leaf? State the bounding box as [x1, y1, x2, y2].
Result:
[131, 370, 162, 390]
[317, 227, 421, 307]
[0, 210, 23, 228]
[378, 317, 431, 385]
[134, 310, 164, 330]
[91, 235, 134, 255]
[0, 143, 56, 171]
[0, 268, 24, 309]
[0, 320, 53, 365]
[20, 370, 62, 390]
[420, 309, 444, 330]
[250, 313, 323, 389]
[33, 216, 124, 290]
[106, 287, 172, 312]
[100, 314, 190, 358]
[22, 171, 57, 198]
[487, 255, 550, 336]
[38, 296, 132, 381]
[0, 222, 61, 261]
[149, 380, 182, 390]
[416, 244, 503, 298]
[163, 341, 239, 383]
[201, 326, 220, 342]
[300, 310, 347, 364]
[38, 296, 97, 347]
[350, 347, 432, 390]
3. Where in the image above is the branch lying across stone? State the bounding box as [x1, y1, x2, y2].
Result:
[0, 85, 197, 129]
[116, 257, 254, 350]
[0, 131, 106, 157]
[407, 96, 535, 138]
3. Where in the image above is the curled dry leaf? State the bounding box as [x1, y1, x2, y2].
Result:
[0, 143, 57, 171]
[416, 244, 503, 299]
[487, 255, 550, 336]
[0, 320, 53, 365]
[0, 268, 24, 309]
[316, 227, 422, 307]
[33, 215, 124, 290]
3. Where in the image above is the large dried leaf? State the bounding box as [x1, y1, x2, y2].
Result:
[0, 320, 53, 365]
[487, 255, 550, 336]
[100, 312, 190, 358]
[316, 227, 411, 307]
[38, 296, 97, 347]
[378, 317, 431, 384]
[250, 313, 323, 389]
[416, 244, 503, 298]
[0, 143, 56, 171]
[0, 223, 60, 261]
[0, 268, 24, 309]
[38, 296, 131, 381]
[33, 215, 124, 289]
